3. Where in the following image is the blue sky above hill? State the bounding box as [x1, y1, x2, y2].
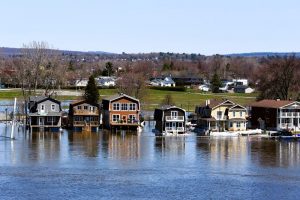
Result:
[1, 0, 299, 55]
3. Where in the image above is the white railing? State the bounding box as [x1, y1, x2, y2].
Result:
[165, 127, 185, 131]
[281, 112, 300, 117]
[165, 116, 184, 121]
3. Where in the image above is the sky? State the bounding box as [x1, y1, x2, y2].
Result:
[1, 0, 300, 55]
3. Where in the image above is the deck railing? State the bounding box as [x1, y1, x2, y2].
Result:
[165, 127, 185, 131]
[165, 116, 184, 121]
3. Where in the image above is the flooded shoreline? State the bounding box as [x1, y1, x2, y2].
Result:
[0, 123, 300, 199]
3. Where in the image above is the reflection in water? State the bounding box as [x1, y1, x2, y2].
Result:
[68, 131, 101, 157]
[102, 130, 140, 160]
[250, 138, 300, 168]
[155, 136, 186, 156]
[196, 137, 300, 169]
[1, 123, 300, 199]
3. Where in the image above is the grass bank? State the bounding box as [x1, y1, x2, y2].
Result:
[0, 88, 257, 111]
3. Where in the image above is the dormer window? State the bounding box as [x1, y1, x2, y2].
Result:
[84, 106, 88, 110]
[51, 104, 55, 111]
[78, 106, 82, 110]
[41, 104, 45, 112]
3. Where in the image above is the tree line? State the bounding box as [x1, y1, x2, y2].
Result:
[0, 41, 299, 101]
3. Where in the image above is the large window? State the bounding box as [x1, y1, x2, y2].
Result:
[47, 116, 55, 123]
[77, 106, 82, 110]
[129, 103, 136, 111]
[217, 111, 222, 119]
[128, 114, 136, 123]
[237, 122, 241, 128]
[113, 103, 120, 111]
[121, 103, 128, 111]
[171, 111, 178, 118]
[112, 114, 120, 122]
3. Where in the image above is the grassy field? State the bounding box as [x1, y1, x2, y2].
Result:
[0, 88, 258, 111]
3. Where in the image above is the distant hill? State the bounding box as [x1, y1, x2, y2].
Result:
[0, 47, 113, 56]
[225, 52, 300, 57]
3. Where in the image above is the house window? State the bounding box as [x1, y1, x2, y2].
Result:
[240, 111, 243, 117]
[237, 122, 241, 128]
[229, 122, 233, 128]
[78, 106, 82, 110]
[41, 104, 45, 112]
[129, 103, 136, 111]
[113, 103, 120, 111]
[171, 111, 178, 118]
[217, 111, 222, 119]
[47, 116, 55, 123]
[233, 111, 236, 117]
[121, 103, 128, 111]
[51, 104, 55, 111]
[112, 114, 120, 122]
[84, 106, 88, 110]
[89, 106, 93, 112]
[178, 122, 183, 127]
[128, 114, 136, 123]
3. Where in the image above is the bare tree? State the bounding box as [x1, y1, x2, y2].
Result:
[116, 72, 147, 100]
[257, 55, 300, 100]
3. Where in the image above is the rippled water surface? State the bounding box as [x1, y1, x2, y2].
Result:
[1, 123, 300, 200]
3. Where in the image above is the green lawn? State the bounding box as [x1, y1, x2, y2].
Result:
[0, 88, 258, 111]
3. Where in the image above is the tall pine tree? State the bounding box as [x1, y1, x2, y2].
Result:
[210, 72, 222, 93]
[84, 75, 99, 104]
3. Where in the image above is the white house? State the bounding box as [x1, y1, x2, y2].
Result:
[75, 79, 89, 87]
[233, 79, 249, 86]
[234, 85, 254, 93]
[150, 77, 176, 87]
[96, 76, 116, 87]
[198, 84, 210, 92]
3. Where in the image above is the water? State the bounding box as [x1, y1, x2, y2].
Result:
[0, 123, 300, 200]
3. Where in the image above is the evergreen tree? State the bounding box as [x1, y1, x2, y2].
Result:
[210, 73, 221, 93]
[84, 75, 99, 104]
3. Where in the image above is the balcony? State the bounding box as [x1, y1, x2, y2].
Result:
[165, 127, 185, 132]
[111, 119, 140, 126]
[165, 116, 184, 121]
[73, 121, 100, 126]
[73, 110, 99, 115]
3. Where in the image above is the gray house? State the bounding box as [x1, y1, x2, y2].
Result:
[28, 96, 62, 132]
[154, 105, 186, 134]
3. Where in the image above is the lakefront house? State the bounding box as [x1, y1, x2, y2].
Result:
[28, 96, 62, 132]
[195, 99, 248, 132]
[102, 93, 140, 130]
[68, 100, 101, 132]
[154, 105, 186, 134]
[250, 99, 300, 131]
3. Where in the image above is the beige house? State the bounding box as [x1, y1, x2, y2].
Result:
[195, 99, 247, 132]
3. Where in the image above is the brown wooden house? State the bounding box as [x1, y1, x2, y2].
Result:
[68, 100, 101, 132]
[102, 93, 140, 130]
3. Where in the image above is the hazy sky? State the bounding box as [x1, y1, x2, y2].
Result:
[1, 0, 299, 55]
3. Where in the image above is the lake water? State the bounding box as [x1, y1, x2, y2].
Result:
[0, 123, 300, 200]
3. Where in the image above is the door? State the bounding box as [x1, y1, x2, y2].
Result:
[172, 122, 177, 130]
[39, 117, 44, 126]
[171, 111, 178, 119]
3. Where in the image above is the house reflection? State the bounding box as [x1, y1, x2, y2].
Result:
[196, 137, 249, 168]
[250, 139, 300, 168]
[26, 132, 61, 162]
[155, 136, 186, 156]
[101, 131, 141, 160]
[68, 131, 101, 157]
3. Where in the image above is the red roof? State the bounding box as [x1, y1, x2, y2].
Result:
[250, 99, 295, 109]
